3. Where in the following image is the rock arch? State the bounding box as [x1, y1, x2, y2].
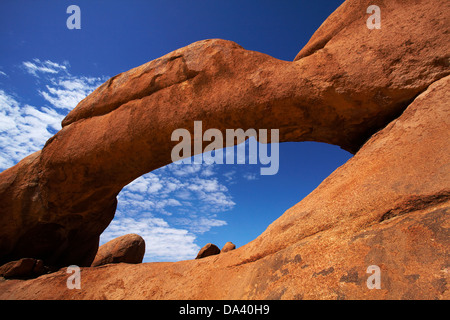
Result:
[0, 0, 448, 268]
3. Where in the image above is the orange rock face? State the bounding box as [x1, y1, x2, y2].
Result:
[90, 234, 145, 267]
[0, 0, 449, 299]
[195, 243, 220, 259]
[221, 242, 236, 253]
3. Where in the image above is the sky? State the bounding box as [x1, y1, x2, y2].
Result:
[0, 0, 351, 262]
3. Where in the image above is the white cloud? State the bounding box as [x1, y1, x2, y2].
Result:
[183, 176, 235, 210]
[0, 70, 7, 77]
[115, 164, 235, 218]
[200, 163, 215, 177]
[21, 58, 106, 111]
[125, 176, 152, 193]
[175, 189, 193, 200]
[100, 161, 236, 261]
[223, 169, 237, 183]
[148, 181, 163, 193]
[169, 163, 203, 176]
[0, 59, 107, 170]
[188, 178, 219, 192]
[175, 216, 227, 234]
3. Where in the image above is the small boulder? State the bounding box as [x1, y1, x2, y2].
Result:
[195, 243, 220, 259]
[91, 234, 145, 267]
[0, 258, 45, 279]
[221, 242, 236, 253]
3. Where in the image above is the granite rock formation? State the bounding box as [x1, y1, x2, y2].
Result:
[0, 258, 45, 279]
[91, 234, 145, 267]
[195, 244, 221, 259]
[1, 74, 448, 299]
[221, 242, 236, 253]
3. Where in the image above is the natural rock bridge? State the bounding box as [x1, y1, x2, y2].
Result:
[0, 0, 448, 299]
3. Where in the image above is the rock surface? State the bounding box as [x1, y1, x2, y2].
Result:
[0, 0, 449, 299]
[195, 244, 220, 259]
[0, 0, 448, 269]
[0, 258, 45, 279]
[0, 73, 448, 300]
[221, 242, 236, 253]
[91, 234, 145, 267]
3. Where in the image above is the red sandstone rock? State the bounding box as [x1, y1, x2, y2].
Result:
[91, 234, 145, 267]
[221, 242, 236, 253]
[0, 0, 447, 269]
[0, 0, 448, 299]
[0, 258, 45, 279]
[0, 73, 448, 300]
[195, 243, 220, 259]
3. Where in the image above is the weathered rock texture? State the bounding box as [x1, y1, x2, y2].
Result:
[0, 74, 448, 299]
[221, 242, 236, 253]
[0, 0, 449, 299]
[91, 234, 145, 267]
[195, 243, 221, 259]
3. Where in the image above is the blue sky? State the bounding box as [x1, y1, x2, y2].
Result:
[0, 0, 351, 262]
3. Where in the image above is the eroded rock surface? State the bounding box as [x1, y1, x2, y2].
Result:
[0, 258, 45, 279]
[221, 242, 236, 253]
[91, 234, 145, 267]
[195, 243, 220, 259]
[1, 74, 448, 299]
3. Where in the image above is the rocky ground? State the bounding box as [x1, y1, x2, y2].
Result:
[0, 0, 448, 299]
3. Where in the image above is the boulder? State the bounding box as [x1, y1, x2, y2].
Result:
[0, 0, 447, 268]
[91, 234, 145, 267]
[221, 242, 236, 253]
[195, 243, 220, 259]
